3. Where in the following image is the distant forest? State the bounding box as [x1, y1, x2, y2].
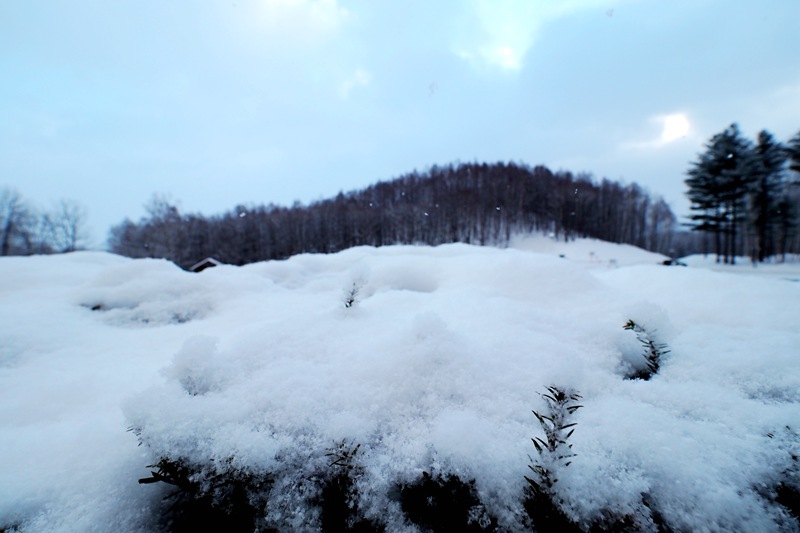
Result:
[109, 162, 681, 269]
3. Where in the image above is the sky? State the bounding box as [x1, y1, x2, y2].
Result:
[2, 0, 799, 247]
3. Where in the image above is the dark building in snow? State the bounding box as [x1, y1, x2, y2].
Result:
[188, 257, 222, 273]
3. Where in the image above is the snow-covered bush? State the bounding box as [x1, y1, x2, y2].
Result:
[399, 471, 497, 532]
[78, 258, 212, 326]
[131, 441, 377, 532]
[318, 440, 382, 532]
[136, 455, 270, 533]
[770, 426, 800, 523]
[4, 244, 800, 532]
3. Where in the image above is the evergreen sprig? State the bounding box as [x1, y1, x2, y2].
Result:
[324, 440, 361, 471]
[343, 283, 360, 308]
[623, 319, 670, 380]
[526, 387, 583, 496]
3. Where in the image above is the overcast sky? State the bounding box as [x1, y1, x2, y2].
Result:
[2, 0, 799, 247]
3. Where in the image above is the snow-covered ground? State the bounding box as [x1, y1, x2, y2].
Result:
[680, 253, 800, 283]
[1, 237, 798, 531]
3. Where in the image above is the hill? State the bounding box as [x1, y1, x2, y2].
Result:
[109, 162, 678, 269]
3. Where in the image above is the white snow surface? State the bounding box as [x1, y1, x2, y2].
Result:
[1, 237, 799, 531]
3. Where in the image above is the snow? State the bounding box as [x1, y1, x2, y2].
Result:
[1, 237, 798, 531]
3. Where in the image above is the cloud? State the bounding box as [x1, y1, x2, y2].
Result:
[622, 112, 693, 150]
[452, 0, 537, 71]
[252, 0, 349, 45]
[739, 79, 800, 138]
[338, 68, 371, 99]
[479, 45, 524, 71]
[454, 0, 623, 71]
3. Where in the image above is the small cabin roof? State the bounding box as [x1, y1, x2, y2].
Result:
[188, 257, 223, 272]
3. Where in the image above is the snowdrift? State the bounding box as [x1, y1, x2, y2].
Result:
[0, 239, 798, 531]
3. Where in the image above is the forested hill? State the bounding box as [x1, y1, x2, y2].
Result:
[109, 162, 677, 268]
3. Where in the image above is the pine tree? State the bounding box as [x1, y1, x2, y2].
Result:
[685, 153, 725, 260]
[777, 130, 800, 260]
[750, 130, 787, 262]
[775, 195, 798, 261]
[685, 124, 755, 264]
[787, 130, 800, 177]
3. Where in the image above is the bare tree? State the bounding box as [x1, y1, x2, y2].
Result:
[43, 199, 88, 252]
[0, 188, 36, 256]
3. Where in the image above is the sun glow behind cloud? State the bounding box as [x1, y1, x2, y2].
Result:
[659, 113, 691, 143]
[455, 0, 624, 71]
[453, 0, 538, 71]
[622, 112, 693, 150]
[480, 45, 523, 71]
[251, 0, 348, 45]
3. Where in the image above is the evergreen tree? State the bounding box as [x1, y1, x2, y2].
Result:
[685, 146, 726, 262]
[685, 124, 754, 264]
[750, 130, 787, 262]
[786, 129, 800, 177]
[777, 130, 800, 259]
[774, 194, 797, 261]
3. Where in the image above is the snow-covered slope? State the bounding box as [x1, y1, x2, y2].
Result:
[1, 240, 798, 531]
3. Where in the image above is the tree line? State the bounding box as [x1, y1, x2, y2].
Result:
[109, 162, 678, 269]
[0, 188, 88, 256]
[685, 125, 800, 264]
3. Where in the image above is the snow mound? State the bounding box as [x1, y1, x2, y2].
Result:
[77, 258, 211, 325]
[509, 233, 669, 268]
[1, 243, 799, 531]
